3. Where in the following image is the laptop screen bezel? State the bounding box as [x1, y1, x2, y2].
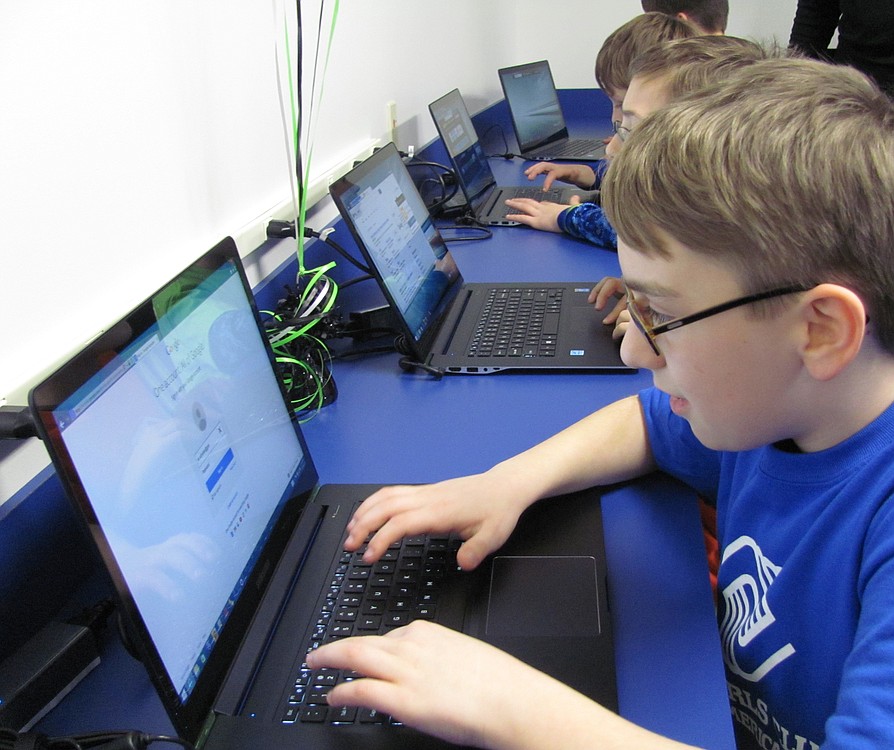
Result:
[28, 237, 320, 742]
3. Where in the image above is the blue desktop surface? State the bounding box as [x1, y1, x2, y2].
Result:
[32, 90, 734, 748]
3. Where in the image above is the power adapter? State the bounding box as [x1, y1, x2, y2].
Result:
[0, 620, 101, 731]
[348, 305, 398, 341]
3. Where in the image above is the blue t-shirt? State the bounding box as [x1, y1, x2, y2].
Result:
[639, 386, 894, 749]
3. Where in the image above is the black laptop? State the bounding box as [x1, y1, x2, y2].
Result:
[498, 60, 607, 161]
[29, 237, 617, 749]
[329, 143, 632, 374]
[429, 89, 594, 226]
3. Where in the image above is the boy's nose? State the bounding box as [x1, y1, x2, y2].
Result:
[620, 325, 666, 370]
[605, 133, 623, 160]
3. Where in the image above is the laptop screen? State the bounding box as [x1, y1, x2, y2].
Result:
[329, 143, 462, 348]
[31, 241, 314, 706]
[499, 60, 567, 151]
[429, 89, 495, 204]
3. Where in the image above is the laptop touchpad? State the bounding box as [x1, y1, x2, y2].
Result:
[485, 556, 602, 638]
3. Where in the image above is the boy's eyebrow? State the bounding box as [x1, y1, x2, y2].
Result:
[624, 278, 679, 299]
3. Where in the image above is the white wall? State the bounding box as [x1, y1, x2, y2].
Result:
[0, 0, 797, 503]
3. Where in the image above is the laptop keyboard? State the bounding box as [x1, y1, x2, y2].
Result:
[532, 138, 605, 159]
[510, 186, 564, 201]
[467, 287, 563, 358]
[280, 534, 462, 725]
[491, 186, 565, 220]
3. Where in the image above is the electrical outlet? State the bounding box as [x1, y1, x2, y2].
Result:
[386, 100, 397, 145]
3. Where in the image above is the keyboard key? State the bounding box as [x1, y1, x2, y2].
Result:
[299, 705, 327, 722]
[329, 705, 358, 724]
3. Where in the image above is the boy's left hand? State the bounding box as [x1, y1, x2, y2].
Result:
[504, 196, 580, 232]
[307, 621, 578, 749]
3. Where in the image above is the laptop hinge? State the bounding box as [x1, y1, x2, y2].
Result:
[437, 288, 474, 355]
[195, 711, 218, 749]
[215, 502, 329, 716]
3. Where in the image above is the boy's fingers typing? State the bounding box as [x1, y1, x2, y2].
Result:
[587, 276, 624, 307]
[504, 198, 567, 232]
[344, 476, 526, 566]
[308, 622, 522, 747]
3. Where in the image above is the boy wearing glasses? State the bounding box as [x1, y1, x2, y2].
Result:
[503, 12, 698, 245]
[506, 33, 766, 252]
[309, 58, 894, 749]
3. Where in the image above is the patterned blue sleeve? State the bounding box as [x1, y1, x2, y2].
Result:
[556, 202, 617, 249]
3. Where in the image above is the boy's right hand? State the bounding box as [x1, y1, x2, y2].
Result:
[588, 276, 630, 339]
[344, 473, 528, 572]
[523, 162, 596, 191]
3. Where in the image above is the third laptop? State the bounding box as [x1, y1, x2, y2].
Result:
[499, 59, 607, 161]
[428, 88, 594, 226]
[329, 142, 633, 374]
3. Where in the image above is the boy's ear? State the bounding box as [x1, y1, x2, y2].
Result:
[798, 284, 867, 380]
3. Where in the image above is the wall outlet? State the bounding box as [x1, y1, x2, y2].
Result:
[386, 100, 397, 145]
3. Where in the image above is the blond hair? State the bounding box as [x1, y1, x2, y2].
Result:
[603, 58, 894, 352]
[629, 35, 769, 101]
[595, 12, 699, 97]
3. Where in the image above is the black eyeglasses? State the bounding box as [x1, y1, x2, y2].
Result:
[612, 120, 632, 142]
[624, 282, 813, 357]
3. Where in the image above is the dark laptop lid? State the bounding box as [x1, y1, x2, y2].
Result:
[498, 60, 569, 154]
[428, 88, 497, 210]
[328, 142, 463, 363]
[29, 238, 318, 741]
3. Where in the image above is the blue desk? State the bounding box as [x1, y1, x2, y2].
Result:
[35, 91, 734, 749]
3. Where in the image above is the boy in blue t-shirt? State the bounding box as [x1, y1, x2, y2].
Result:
[502, 12, 697, 248]
[309, 59, 894, 749]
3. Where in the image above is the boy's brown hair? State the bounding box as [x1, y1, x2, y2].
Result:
[629, 35, 768, 102]
[595, 12, 699, 98]
[641, 0, 729, 34]
[603, 58, 894, 354]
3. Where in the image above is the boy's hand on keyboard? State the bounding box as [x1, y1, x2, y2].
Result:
[344, 474, 527, 572]
[523, 161, 596, 191]
[308, 620, 679, 749]
[307, 621, 554, 748]
[504, 197, 577, 233]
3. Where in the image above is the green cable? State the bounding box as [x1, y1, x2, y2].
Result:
[268, 1, 341, 417]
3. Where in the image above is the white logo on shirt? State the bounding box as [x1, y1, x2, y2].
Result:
[719, 536, 795, 682]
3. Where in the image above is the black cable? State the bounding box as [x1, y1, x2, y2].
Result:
[267, 220, 372, 276]
[398, 357, 444, 379]
[0, 729, 194, 750]
[401, 156, 460, 214]
[480, 123, 515, 159]
[438, 225, 493, 242]
[303, 228, 371, 274]
[339, 274, 373, 288]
